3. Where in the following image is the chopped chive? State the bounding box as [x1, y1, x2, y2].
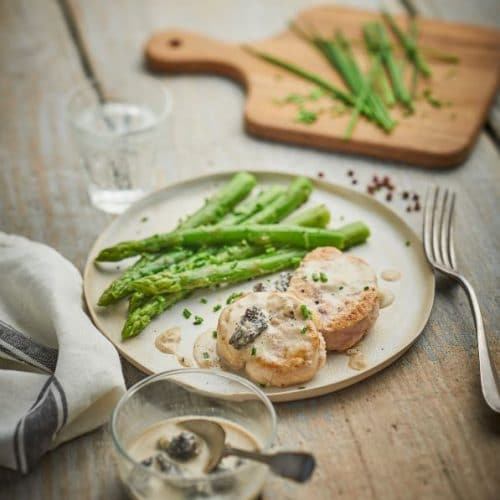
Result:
[405, 240, 411, 247]
[312, 272, 320, 282]
[200, 298, 208, 304]
[300, 304, 312, 320]
[203, 352, 209, 359]
[182, 308, 192, 319]
[422, 88, 443, 108]
[227, 292, 243, 304]
[251, 347, 257, 356]
[364, 286, 370, 291]
[298, 386, 306, 389]
[339, 285, 344, 290]
[259, 383, 266, 388]
[301, 326, 308, 334]
[308, 88, 324, 100]
[212, 330, 218, 339]
[193, 315, 204, 325]
[319, 272, 328, 282]
[213, 304, 222, 312]
[140, 216, 148, 223]
[297, 108, 318, 124]
[285, 93, 305, 104]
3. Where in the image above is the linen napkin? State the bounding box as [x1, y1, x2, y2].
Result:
[0, 233, 125, 473]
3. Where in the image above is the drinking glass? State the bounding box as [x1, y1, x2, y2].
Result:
[66, 78, 172, 214]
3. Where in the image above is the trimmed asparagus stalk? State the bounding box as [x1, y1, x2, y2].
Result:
[132, 250, 306, 296]
[218, 186, 285, 225]
[98, 249, 193, 306]
[337, 221, 371, 248]
[177, 172, 257, 229]
[96, 224, 349, 262]
[122, 293, 186, 340]
[285, 204, 330, 228]
[245, 176, 313, 224]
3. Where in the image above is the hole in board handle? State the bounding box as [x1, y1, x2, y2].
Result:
[168, 38, 182, 48]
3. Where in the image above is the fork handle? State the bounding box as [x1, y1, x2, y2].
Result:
[454, 275, 500, 412]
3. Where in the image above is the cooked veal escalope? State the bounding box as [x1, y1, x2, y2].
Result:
[217, 291, 326, 387]
[288, 247, 379, 351]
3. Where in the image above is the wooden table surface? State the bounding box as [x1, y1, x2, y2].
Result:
[0, 1, 498, 499]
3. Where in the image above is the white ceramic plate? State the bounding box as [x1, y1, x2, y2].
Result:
[84, 171, 435, 402]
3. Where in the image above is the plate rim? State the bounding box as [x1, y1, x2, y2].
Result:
[84, 169, 435, 402]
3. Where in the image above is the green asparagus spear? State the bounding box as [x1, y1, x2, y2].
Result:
[132, 250, 306, 296]
[245, 176, 313, 224]
[285, 204, 330, 228]
[177, 172, 257, 229]
[337, 221, 371, 248]
[96, 224, 349, 261]
[122, 293, 186, 340]
[218, 186, 285, 225]
[97, 249, 193, 306]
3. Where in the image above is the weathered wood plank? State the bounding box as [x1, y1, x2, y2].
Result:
[0, 0, 112, 272]
[1, 1, 499, 499]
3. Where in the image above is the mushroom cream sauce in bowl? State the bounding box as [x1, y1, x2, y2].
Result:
[85, 171, 435, 402]
[112, 369, 276, 500]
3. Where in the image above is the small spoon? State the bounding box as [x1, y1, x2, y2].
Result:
[182, 419, 315, 483]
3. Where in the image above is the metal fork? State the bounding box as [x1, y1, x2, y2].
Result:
[423, 186, 500, 412]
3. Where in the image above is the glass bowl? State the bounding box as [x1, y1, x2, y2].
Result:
[111, 369, 277, 499]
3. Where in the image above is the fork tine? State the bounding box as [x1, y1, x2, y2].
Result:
[439, 189, 451, 268]
[423, 186, 436, 262]
[431, 186, 442, 264]
[448, 192, 457, 269]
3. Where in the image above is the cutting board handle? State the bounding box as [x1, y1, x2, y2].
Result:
[145, 30, 251, 85]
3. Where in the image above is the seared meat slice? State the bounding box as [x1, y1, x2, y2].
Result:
[288, 247, 379, 351]
[217, 291, 326, 387]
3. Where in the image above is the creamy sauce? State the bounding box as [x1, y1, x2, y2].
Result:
[378, 288, 395, 309]
[346, 347, 367, 371]
[300, 257, 377, 312]
[155, 328, 181, 354]
[155, 328, 193, 367]
[381, 269, 401, 282]
[128, 416, 259, 477]
[193, 330, 222, 369]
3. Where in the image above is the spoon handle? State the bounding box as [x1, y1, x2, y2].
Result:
[224, 448, 315, 483]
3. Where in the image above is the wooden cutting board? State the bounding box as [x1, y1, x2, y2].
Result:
[145, 5, 500, 168]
